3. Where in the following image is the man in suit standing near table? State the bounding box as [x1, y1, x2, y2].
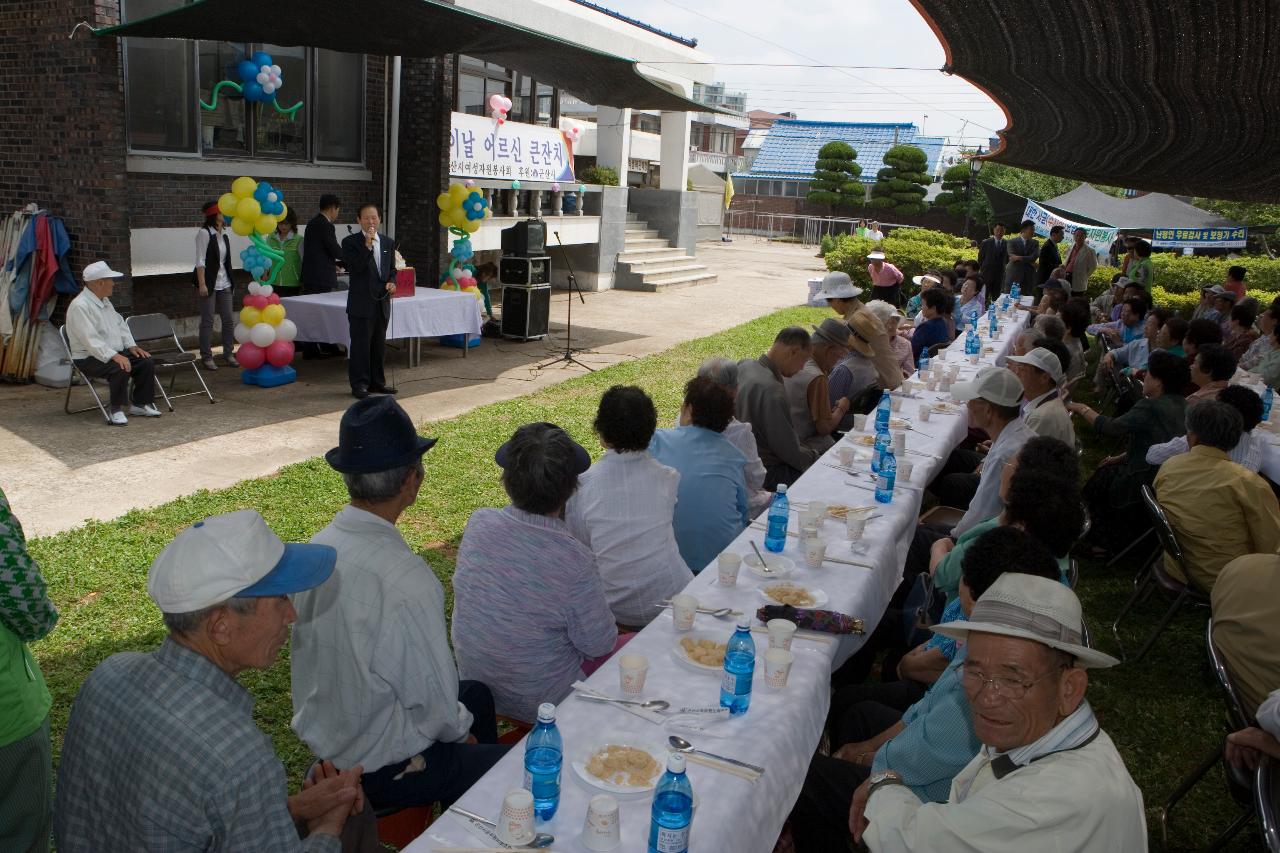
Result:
[1004, 219, 1039, 295]
[342, 203, 397, 400]
[1035, 225, 1063, 300]
[977, 223, 1008, 296]
[301, 194, 345, 359]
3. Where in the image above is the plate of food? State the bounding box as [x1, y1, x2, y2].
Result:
[851, 434, 876, 446]
[758, 582, 828, 608]
[572, 739, 667, 796]
[743, 553, 795, 579]
[673, 632, 729, 673]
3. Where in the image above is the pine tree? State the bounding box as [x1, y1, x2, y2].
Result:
[869, 144, 930, 217]
[932, 163, 973, 216]
[807, 141, 863, 211]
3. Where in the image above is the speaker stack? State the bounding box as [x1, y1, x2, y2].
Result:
[499, 219, 551, 341]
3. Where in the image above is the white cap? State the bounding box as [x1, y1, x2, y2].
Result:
[537, 702, 557, 722]
[949, 367, 1024, 407]
[1007, 347, 1064, 385]
[83, 260, 124, 282]
[667, 753, 687, 773]
[147, 509, 336, 613]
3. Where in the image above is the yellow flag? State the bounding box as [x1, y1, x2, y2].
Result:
[723, 174, 735, 210]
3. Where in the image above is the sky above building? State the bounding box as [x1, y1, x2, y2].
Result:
[603, 0, 1006, 154]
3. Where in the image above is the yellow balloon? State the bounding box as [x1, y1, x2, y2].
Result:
[231, 176, 257, 198]
[231, 217, 254, 237]
[438, 212, 452, 227]
[449, 183, 469, 204]
[451, 208, 469, 228]
[218, 193, 239, 216]
[463, 219, 480, 234]
[436, 193, 452, 211]
[261, 303, 286, 326]
[236, 197, 262, 221]
[255, 214, 278, 235]
[278, 202, 288, 221]
[239, 306, 262, 327]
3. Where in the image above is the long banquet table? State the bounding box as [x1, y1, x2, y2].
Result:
[406, 308, 1029, 853]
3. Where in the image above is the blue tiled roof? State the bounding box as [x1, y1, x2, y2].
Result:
[733, 120, 947, 183]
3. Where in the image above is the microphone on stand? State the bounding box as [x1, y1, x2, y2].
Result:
[554, 230, 584, 304]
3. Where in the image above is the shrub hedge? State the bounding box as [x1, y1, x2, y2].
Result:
[825, 228, 977, 286]
[1087, 254, 1280, 295]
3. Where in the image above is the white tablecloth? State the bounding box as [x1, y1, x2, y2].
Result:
[405, 313, 1026, 853]
[279, 288, 482, 348]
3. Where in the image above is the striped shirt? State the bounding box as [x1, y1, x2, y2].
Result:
[55, 638, 337, 853]
[452, 507, 618, 723]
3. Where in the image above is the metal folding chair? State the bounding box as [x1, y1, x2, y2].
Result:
[1257, 756, 1280, 853]
[1161, 620, 1257, 850]
[125, 313, 215, 410]
[1110, 485, 1209, 663]
[58, 326, 111, 423]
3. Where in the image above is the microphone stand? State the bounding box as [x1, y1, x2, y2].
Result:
[537, 229, 593, 371]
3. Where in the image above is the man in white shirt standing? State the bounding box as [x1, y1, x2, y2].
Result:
[862, 574, 1146, 852]
[567, 386, 691, 629]
[290, 396, 509, 812]
[64, 261, 159, 425]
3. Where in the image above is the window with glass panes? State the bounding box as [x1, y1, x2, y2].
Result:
[455, 56, 559, 126]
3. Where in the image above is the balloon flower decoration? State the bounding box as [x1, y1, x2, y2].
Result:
[436, 184, 490, 304]
[489, 93, 512, 125]
[200, 51, 303, 119]
[218, 176, 298, 387]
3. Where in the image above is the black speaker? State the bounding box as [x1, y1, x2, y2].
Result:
[500, 255, 551, 286]
[501, 284, 551, 341]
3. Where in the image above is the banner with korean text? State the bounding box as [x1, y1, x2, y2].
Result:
[1150, 226, 1247, 249]
[1021, 199, 1117, 256]
[448, 112, 575, 184]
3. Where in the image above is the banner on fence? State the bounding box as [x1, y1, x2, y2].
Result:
[1020, 199, 1117, 256]
[448, 111, 575, 183]
[1150, 226, 1247, 249]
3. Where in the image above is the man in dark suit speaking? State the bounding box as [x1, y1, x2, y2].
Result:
[341, 203, 397, 399]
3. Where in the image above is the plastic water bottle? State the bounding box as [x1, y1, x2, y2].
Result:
[917, 354, 930, 376]
[1264, 387, 1274, 422]
[524, 703, 563, 820]
[965, 328, 979, 357]
[719, 617, 756, 716]
[988, 306, 998, 338]
[1011, 282, 1021, 302]
[872, 429, 889, 474]
[968, 308, 979, 332]
[648, 753, 694, 853]
[875, 448, 897, 504]
[875, 390, 891, 433]
[764, 485, 789, 553]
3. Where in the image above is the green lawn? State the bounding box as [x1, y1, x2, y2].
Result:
[26, 305, 1262, 850]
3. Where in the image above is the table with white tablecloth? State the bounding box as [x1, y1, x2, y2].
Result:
[280, 288, 483, 364]
[405, 312, 1026, 853]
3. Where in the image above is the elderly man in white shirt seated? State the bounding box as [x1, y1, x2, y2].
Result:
[568, 386, 691, 629]
[1005, 342, 1076, 448]
[1146, 384, 1265, 473]
[290, 396, 509, 814]
[64, 261, 159, 425]
[861, 573, 1146, 852]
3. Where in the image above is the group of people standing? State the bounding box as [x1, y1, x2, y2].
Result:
[977, 219, 1100, 300]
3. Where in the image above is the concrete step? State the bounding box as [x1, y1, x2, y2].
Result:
[617, 247, 688, 264]
[624, 227, 660, 238]
[617, 270, 719, 292]
[622, 237, 669, 250]
[623, 258, 704, 275]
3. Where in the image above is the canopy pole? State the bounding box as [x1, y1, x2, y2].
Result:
[387, 56, 402, 237]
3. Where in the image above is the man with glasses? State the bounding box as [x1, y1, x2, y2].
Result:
[861, 574, 1146, 852]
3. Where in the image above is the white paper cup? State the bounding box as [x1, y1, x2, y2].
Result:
[926, 377, 939, 392]
[498, 788, 535, 845]
[765, 648, 795, 689]
[890, 395, 903, 413]
[837, 446, 855, 467]
[918, 404, 932, 423]
[618, 654, 649, 695]
[947, 365, 960, 381]
[767, 618, 798, 651]
[846, 515, 867, 541]
[968, 353, 979, 365]
[671, 594, 697, 631]
[897, 459, 915, 483]
[798, 509, 820, 530]
[803, 537, 828, 569]
[808, 500, 828, 519]
[940, 377, 953, 393]
[853, 413, 868, 431]
[582, 794, 622, 851]
[892, 431, 907, 456]
[717, 552, 741, 587]
[799, 523, 819, 541]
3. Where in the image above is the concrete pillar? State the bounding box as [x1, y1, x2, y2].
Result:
[595, 106, 632, 177]
[659, 111, 691, 191]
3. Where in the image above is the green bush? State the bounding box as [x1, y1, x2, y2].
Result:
[825, 228, 977, 286]
[580, 165, 619, 186]
[808, 141, 863, 210]
[1088, 255, 1280, 297]
[935, 163, 972, 217]
[869, 145, 930, 217]
[1086, 265, 1279, 314]
[819, 234, 836, 257]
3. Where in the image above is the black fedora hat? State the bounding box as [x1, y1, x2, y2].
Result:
[326, 396, 437, 474]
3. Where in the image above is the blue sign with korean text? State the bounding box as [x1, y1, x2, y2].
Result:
[1150, 227, 1247, 249]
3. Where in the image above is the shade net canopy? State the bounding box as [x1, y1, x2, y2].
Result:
[910, 0, 1280, 202]
[96, 0, 714, 113]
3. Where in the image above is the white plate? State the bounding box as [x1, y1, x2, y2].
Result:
[672, 631, 730, 674]
[758, 583, 829, 609]
[571, 738, 667, 797]
[743, 554, 795, 579]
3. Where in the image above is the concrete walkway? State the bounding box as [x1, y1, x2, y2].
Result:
[1, 239, 824, 537]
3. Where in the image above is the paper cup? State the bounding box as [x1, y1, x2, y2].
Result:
[799, 522, 819, 541]
[968, 353, 979, 365]
[947, 365, 960, 381]
[803, 537, 828, 569]
[940, 377, 953, 393]
[918, 404, 932, 423]
[926, 377, 939, 392]
[853, 413, 868, 431]
[837, 446, 855, 467]
[765, 648, 795, 689]
[618, 654, 649, 695]
[798, 509, 820, 530]
[582, 794, 622, 851]
[846, 515, 867, 541]
[890, 395, 903, 413]
[498, 788, 535, 845]
[808, 500, 828, 519]
[671, 594, 697, 631]
[892, 431, 907, 456]
[717, 552, 742, 587]
[767, 618, 797, 651]
[897, 459, 914, 483]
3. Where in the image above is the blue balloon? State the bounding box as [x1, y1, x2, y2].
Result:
[237, 60, 258, 82]
[254, 182, 273, 203]
[261, 256, 272, 268]
[242, 80, 265, 102]
[223, 215, 234, 226]
[251, 51, 272, 68]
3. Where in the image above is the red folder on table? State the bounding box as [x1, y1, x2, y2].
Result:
[394, 268, 416, 298]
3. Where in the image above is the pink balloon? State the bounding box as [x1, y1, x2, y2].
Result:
[265, 340, 295, 367]
[266, 293, 282, 305]
[245, 294, 269, 309]
[500, 96, 512, 111]
[237, 342, 266, 370]
[488, 93, 504, 110]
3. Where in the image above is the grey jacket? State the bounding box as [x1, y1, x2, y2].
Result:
[735, 355, 819, 475]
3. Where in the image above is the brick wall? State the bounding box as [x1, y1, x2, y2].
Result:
[395, 56, 453, 290]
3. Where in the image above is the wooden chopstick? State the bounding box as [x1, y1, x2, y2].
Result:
[678, 750, 762, 781]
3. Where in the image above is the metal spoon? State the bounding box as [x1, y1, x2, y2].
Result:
[657, 602, 737, 618]
[749, 540, 776, 574]
[667, 735, 765, 775]
[576, 693, 671, 712]
[447, 806, 555, 848]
